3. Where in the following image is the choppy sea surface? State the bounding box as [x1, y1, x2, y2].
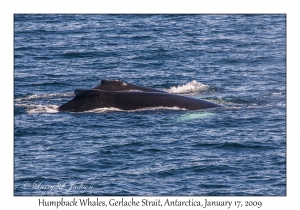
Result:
[14, 14, 286, 196]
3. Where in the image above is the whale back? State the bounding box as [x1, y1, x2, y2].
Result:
[93, 80, 165, 93]
[58, 79, 222, 112]
[59, 89, 222, 112]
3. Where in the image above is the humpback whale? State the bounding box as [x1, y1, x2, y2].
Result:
[58, 80, 222, 112]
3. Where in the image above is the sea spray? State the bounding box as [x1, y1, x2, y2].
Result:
[167, 80, 209, 94]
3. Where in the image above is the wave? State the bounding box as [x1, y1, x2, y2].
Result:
[272, 92, 283, 95]
[15, 104, 59, 114]
[166, 80, 209, 94]
[14, 92, 74, 102]
[14, 93, 72, 114]
[216, 142, 279, 151]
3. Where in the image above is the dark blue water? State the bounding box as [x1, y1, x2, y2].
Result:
[14, 14, 286, 196]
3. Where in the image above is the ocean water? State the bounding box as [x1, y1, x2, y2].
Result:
[14, 14, 286, 196]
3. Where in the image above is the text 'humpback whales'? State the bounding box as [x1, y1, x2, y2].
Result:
[58, 80, 222, 112]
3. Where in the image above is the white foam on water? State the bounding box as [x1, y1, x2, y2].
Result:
[86, 107, 123, 113]
[166, 80, 209, 94]
[23, 104, 59, 114]
[14, 94, 39, 101]
[14, 92, 74, 102]
[14, 92, 75, 114]
[272, 92, 282, 95]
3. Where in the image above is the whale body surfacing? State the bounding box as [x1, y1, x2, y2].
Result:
[58, 80, 222, 112]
